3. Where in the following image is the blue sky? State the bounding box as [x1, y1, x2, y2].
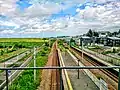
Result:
[0, 0, 120, 37]
[16, 0, 32, 11]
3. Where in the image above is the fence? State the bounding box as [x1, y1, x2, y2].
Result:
[0, 66, 120, 90]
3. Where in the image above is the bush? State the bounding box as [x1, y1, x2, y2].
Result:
[113, 48, 116, 53]
[102, 50, 112, 55]
[118, 53, 120, 56]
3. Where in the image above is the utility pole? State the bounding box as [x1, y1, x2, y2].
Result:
[34, 47, 36, 82]
[81, 40, 83, 62]
[49, 38, 50, 48]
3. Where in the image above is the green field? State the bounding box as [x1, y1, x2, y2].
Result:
[0, 38, 48, 62]
[0, 38, 48, 42]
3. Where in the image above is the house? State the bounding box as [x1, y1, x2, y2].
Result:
[104, 37, 120, 46]
[98, 31, 109, 44]
[64, 36, 72, 45]
[80, 36, 92, 46]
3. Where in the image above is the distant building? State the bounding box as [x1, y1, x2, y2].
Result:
[80, 36, 92, 46]
[117, 34, 120, 38]
[64, 37, 72, 44]
[98, 31, 109, 44]
[105, 37, 120, 46]
[98, 31, 110, 37]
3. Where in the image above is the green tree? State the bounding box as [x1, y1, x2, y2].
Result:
[93, 31, 99, 37]
[118, 29, 120, 34]
[112, 31, 118, 36]
[86, 29, 93, 37]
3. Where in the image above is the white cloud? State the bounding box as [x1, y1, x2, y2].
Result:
[0, 0, 18, 15]
[0, 0, 120, 37]
[0, 30, 15, 34]
[0, 20, 19, 28]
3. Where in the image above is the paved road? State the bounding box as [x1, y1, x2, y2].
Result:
[62, 51, 98, 90]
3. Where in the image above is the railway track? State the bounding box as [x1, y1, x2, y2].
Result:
[40, 41, 61, 90]
[50, 42, 60, 90]
[0, 44, 44, 89]
[70, 46, 118, 90]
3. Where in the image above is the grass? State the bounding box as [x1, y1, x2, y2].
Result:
[9, 46, 50, 90]
[58, 40, 67, 52]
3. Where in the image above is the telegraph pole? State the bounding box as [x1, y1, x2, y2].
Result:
[81, 40, 83, 61]
[49, 38, 50, 48]
[34, 47, 36, 82]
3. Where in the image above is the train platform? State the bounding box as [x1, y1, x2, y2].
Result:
[59, 50, 98, 90]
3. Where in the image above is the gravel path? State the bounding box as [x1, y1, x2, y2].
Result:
[62, 51, 98, 90]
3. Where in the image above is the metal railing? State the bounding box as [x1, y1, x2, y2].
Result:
[0, 66, 120, 90]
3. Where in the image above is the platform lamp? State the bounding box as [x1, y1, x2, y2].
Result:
[81, 37, 84, 62]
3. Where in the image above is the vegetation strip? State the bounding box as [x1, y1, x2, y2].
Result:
[9, 46, 50, 90]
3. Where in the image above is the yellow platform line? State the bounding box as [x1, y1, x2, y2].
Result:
[58, 49, 73, 90]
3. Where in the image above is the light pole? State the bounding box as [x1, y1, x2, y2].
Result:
[81, 40, 83, 62]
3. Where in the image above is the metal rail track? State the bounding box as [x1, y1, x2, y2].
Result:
[40, 41, 61, 90]
[86, 55, 118, 82]
[50, 42, 60, 90]
[70, 46, 118, 84]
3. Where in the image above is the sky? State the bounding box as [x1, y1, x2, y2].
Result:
[0, 0, 120, 38]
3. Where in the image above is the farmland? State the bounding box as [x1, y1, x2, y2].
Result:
[0, 38, 54, 90]
[0, 38, 48, 62]
[0, 38, 48, 42]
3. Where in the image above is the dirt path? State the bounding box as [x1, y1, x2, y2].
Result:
[39, 42, 60, 90]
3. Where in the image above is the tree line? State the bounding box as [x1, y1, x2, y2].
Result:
[86, 29, 120, 37]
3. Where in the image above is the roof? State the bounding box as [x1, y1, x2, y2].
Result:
[81, 36, 91, 39]
[108, 37, 120, 40]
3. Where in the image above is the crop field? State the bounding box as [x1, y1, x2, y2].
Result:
[0, 38, 48, 62]
[0, 38, 53, 90]
[0, 38, 48, 42]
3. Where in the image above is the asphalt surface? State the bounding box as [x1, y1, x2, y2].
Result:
[62, 51, 98, 90]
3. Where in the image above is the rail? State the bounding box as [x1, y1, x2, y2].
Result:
[0, 66, 120, 90]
